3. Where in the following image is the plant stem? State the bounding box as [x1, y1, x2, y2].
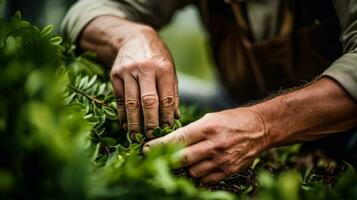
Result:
[68, 85, 116, 110]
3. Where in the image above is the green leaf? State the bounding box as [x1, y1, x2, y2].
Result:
[64, 93, 76, 104]
[126, 132, 133, 144]
[303, 166, 313, 183]
[103, 107, 117, 120]
[98, 83, 106, 94]
[100, 137, 117, 146]
[40, 24, 54, 36]
[78, 76, 89, 89]
[96, 114, 106, 128]
[251, 158, 260, 170]
[173, 120, 182, 130]
[93, 128, 106, 136]
[91, 143, 101, 162]
[14, 11, 22, 20]
[49, 36, 62, 46]
[86, 75, 97, 89]
[135, 133, 144, 143]
[19, 20, 31, 28]
[161, 127, 172, 136]
[153, 127, 162, 137]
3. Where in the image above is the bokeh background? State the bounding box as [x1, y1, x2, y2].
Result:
[0, 1, 219, 103]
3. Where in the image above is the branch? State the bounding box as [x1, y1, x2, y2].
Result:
[67, 85, 116, 110]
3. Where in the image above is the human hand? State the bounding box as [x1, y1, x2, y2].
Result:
[143, 107, 268, 184]
[80, 16, 180, 138]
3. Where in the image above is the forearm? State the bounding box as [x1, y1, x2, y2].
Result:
[79, 16, 157, 65]
[253, 77, 357, 148]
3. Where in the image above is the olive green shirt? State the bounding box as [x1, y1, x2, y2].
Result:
[62, 0, 357, 101]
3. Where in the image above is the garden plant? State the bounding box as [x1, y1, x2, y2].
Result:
[1, 12, 357, 200]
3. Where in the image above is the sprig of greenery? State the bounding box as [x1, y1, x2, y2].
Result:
[1, 12, 356, 200]
[0, 12, 235, 200]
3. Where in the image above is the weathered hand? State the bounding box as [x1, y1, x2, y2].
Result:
[80, 16, 180, 138]
[144, 107, 268, 184]
[110, 28, 180, 138]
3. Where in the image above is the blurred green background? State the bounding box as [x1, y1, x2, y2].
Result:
[160, 6, 215, 82]
[0, 1, 215, 83]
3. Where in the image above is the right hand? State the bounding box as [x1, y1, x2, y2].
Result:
[79, 16, 180, 138]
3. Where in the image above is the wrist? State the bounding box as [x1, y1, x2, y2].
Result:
[228, 106, 271, 152]
[249, 96, 290, 149]
[248, 78, 357, 149]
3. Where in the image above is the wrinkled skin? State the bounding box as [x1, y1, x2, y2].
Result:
[80, 16, 357, 184]
[144, 78, 357, 184]
[144, 107, 268, 184]
[80, 16, 180, 138]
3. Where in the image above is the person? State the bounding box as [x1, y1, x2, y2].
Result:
[62, 0, 357, 184]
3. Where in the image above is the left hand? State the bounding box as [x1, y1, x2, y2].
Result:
[143, 107, 268, 184]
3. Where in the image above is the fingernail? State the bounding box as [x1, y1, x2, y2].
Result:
[146, 130, 154, 138]
[143, 144, 151, 153]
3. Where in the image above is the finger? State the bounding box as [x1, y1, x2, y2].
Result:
[143, 122, 205, 152]
[138, 72, 159, 138]
[111, 77, 127, 128]
[176, 140, 214, 167]
[124, 73, 141, 134]
[200, 172, 226, 185]
[174, 77, 181, 119]
[156, 65, 175, 127]
[188, 160, 219, 178]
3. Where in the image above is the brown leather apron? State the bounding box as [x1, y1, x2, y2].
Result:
[199, 0, 342, 103]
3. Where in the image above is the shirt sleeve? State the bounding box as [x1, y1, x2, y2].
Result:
[322, 0, 357, 100]
[61, 0, 191, 42]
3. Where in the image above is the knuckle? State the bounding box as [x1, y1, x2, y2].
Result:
[116, 98, 125, 106]
[176, 133, 187, 145]
[127, 122, 140, 132]
[124, 63, 137, 73]
[125, 99, 140, 110]
[160, 96, 175, 108]
[204, 122, 221, 136]
[141, 94, 159, 109]
[141, 61, 156, 71]
[213, 140, 228, 151]
[156, 60, 174, 74]
[110, 67, 124, 80]
[136, 61, 156, 74]
[144, 121, 158, 129]
[111, 63, 137, 79]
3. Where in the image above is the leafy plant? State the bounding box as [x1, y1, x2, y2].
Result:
[1, 12, 356, 200]
[0, 12, 234, 200]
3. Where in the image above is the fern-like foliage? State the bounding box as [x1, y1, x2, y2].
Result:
[0, 12, 235, 200]
[2, 11, 357, 200]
